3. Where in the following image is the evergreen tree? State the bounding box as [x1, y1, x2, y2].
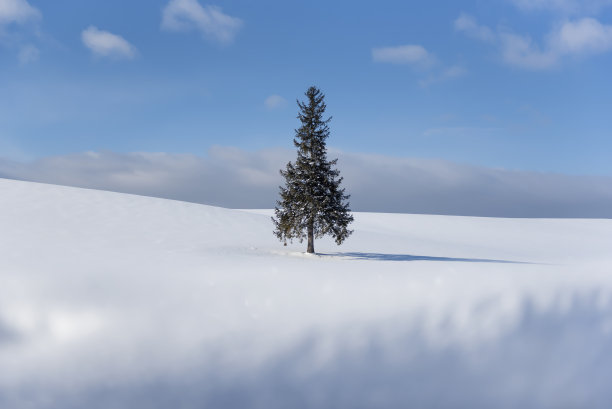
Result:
[273, 86, 353, 254]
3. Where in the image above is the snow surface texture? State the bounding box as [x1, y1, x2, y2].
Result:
[1, 178, 611, 408]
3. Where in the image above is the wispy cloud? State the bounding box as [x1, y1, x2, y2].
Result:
[553, 17, 612, 54]
[498, 31, 558, 69]
[0, 0, 42, 62]
[508, 0, 612, 14]
[81, 26, 137, 59]
[17, 43, 38, 64]
[419, 65, 467, 87]
[2, 148, 612, 218]
[372, 44, 434, 67]
[455, 13, 612, 69]
[264, 95, 287, 110]
[161, 0, 243, 45]
[0, 0, 40, 24]
[372, 44, 464, 86]
[421, 126, 501, 137]
[454, 13, 495, 43]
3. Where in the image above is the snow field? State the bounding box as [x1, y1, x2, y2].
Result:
[1, 178, 611, 408]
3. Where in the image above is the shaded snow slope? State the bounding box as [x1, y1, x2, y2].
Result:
[1, 178, 612, 408]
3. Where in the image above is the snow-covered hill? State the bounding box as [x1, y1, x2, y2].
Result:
[1, 178, 611, 408]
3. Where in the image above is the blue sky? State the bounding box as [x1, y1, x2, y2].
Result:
[1, 0, 612, 177]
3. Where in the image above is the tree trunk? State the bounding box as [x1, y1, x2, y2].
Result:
[307, 220, 315, 254]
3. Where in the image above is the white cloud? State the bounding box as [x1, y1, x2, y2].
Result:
[161, 0, 243, 45]
[0, 0, 40, 24]
[510, 0, 581, 12]
[18, 43, 38, 64]
[1, 148, 612, 218]
[372, 45, 434, 66]
[81, 26, 137, 59]
[454, 13, 495, 43]
[553, 17, 612, 54]
[421, 126, 500, 137]
[264, 95, 287, 110]
[0, 0, 42, 63]
[419, 65, 467, 87]
[499, 31, 558, 69]
[456, 13, 612, 69]
[508, 0, 612, 14]
[373, 44, 463, 86]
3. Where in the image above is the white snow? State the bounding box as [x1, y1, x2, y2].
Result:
[1, 178, 612, 408]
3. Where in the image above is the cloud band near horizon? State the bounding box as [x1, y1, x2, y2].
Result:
[0, 147, 611, 218]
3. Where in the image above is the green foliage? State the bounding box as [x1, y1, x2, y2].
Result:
[273, 86, 354, 252]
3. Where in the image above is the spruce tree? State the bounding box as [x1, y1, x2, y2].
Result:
[273, 86, 353, 254]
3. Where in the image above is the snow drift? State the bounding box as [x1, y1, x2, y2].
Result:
[1, 178, 611, 408]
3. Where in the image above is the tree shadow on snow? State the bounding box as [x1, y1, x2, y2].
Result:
[323, 252, 531, 264]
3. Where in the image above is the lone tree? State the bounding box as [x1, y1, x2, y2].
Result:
[273, 86, 353, 254]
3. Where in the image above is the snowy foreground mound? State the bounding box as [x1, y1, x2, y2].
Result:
[1, 178, 612, 409]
